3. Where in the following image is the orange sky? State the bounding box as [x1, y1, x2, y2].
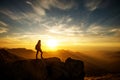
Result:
[1, 36, 120, 52]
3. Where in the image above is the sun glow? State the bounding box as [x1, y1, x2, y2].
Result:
[46, 39, 58, 49]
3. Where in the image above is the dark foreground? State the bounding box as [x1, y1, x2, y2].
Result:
[0, 49, 84, 80]
[1, 48, 120, 80]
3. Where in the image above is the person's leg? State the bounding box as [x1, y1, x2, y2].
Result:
[36, 50, 39, 59]
[40, 53, 42, 60]
[40, 50, 43, 59]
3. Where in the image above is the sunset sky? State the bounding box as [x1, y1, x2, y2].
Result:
[0, 0, 120, 51]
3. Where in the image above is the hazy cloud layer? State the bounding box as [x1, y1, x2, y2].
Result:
[0, 27, 8, 33]
[0, 21, 8, 26]
[86, 24, 120, 37]
[0, 21, 8, 33]
[85, 0, 103, 11]
[26, 0, 75, 16]
[40, 0, 75, 10]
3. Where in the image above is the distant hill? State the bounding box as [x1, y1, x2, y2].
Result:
[7, 48, 35, 59]
[55, 50, 120, 75]
[0, 49, 24, 64]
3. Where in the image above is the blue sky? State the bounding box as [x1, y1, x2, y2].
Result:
[0, 0, 120, 50]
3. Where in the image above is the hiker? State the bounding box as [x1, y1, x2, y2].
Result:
[35, 40, 43, 59]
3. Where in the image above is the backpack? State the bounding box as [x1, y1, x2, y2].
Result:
[35, 44, 37, 50]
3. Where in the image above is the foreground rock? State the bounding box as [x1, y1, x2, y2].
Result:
[1, 57, 84, 80]
[65, 57, 84, 80]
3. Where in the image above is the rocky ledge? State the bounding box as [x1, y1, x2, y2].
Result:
[1, 57, 84, 80]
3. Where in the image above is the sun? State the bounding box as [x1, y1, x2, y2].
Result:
[46, 39, 58, 49]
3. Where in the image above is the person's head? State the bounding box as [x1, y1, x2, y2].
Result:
[38, 40, 41, 43]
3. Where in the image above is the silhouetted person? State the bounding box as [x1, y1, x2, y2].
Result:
[35, 40, 43, 60]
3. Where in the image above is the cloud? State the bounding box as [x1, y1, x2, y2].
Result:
[0, 7, 45, 22]
[26, 0, 75, 16]
[67, 18, 72, 22]
[43, 17, 120, 39]
[85, 0, 103, 11]
[0, 21, 8, 26]
[47, 24, 82, 36]
[87, 24, 105, 36]
[26, 1, 46, 16]
[42, 17, 83, 36]
[0, 21, 8, 33]
[109, 28, 120, 37]
[0, 27, 8, 33]
[39, 0, 75, 10]
[86, 24, 120, 38]
[7, 32, 52, 41]
[0, 9, 25, 20]
[0, 0, 75, 28]
[0, 0, 75, 20]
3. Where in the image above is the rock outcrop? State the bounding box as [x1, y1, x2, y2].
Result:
[65, 57, 85, 80]
[0, 49, 85, 80]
